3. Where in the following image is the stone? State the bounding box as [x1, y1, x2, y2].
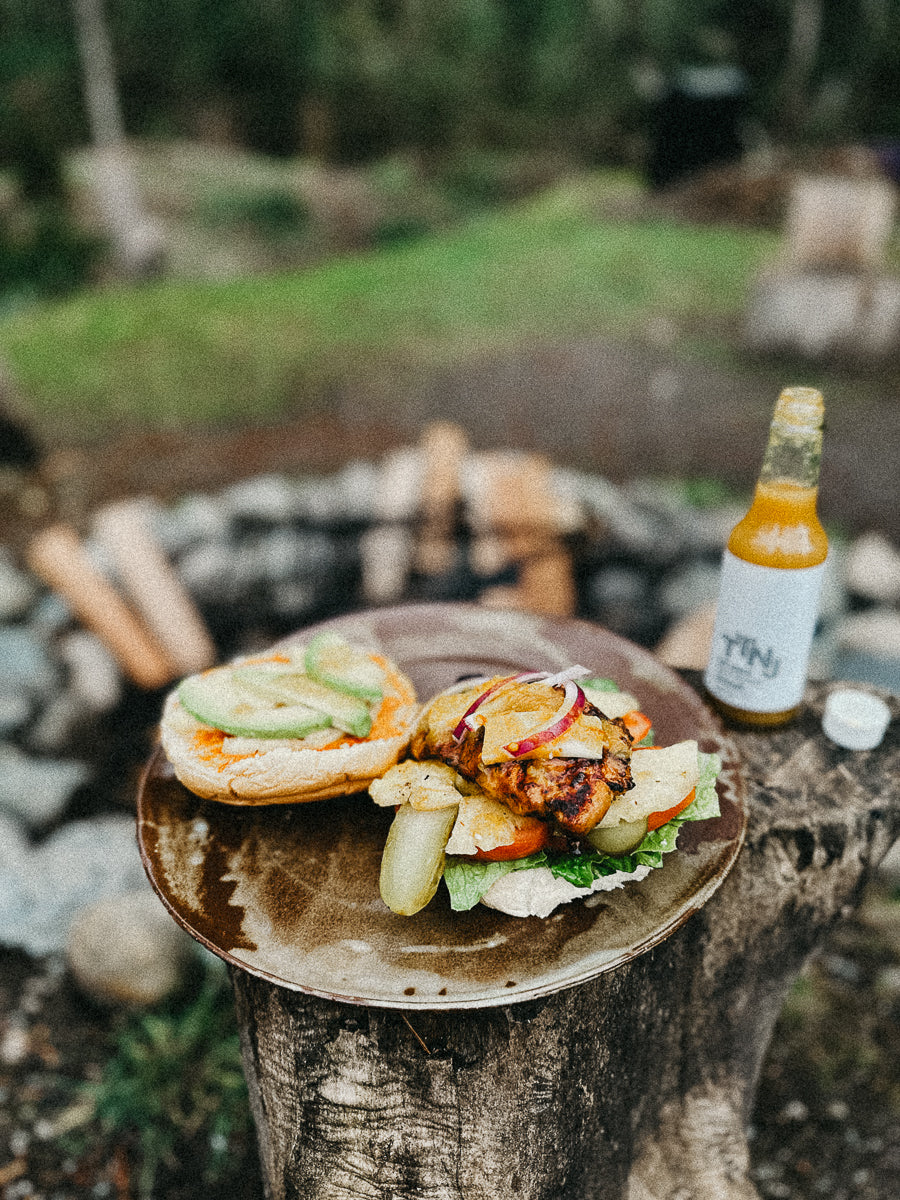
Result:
[0, 627, 59, 697]
[253, 528, 336, 583]
[745, 270, 900, 362]
[26, 691, 88, 755]
[160, 492, 231, 553]
[66, 889, 194, 1007]
[373, 446, 423, 522]
[222, 473, 302, 523]
[28, 592, 73, 635]
[0, 814, 150, 956]
[57, 630, 122, 714]
[0, 547, 37, 619]
[833, 607, 900, 692]
[817, 537, 849, 623]
[657, 561, 722, 617]
[0, 812, 29, 878]
[360, 525, 415, 603]
[0, 690, 31, 737]
[178, 538, 247, 602]
[845, 531, 900, 604]
[0, 744, 90, 828]
[584, 564, 661, 643]
[335, 460, 379, 521]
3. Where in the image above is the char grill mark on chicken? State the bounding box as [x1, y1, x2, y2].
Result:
[410, 701, 634, 838]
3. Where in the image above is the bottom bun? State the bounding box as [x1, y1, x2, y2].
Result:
[479, 863, 654, 919]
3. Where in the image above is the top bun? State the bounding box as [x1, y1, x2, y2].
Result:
[160, 644, 419, 805]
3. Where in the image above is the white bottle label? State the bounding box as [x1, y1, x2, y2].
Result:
[703, 551, 826, 713]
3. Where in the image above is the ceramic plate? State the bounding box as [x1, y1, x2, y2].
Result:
[137, 602, 746, 1009]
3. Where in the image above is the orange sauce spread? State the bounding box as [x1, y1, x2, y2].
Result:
[727, 481, 828, 570]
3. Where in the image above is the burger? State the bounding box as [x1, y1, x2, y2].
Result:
[370, 668, 722, 917]
[159, 632, 419, 804]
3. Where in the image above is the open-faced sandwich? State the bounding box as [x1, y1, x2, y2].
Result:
[160, 633, 419, 804]
[370, 668, 721, 917]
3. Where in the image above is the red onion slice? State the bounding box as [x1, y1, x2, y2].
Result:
[504, 681, 587, 757]
[451, 670, 547, 740]
[540, 665, 591, 688]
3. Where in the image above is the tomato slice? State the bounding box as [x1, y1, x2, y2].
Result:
[471, 821, 551, 862]
[646, 788, 696, 831]
[622, 710, 652, 743]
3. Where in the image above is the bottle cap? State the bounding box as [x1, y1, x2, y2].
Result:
[822, 689, 891, 751]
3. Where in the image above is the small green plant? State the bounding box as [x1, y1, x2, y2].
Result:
[77, 963, 252, 1199]
[678, 476, 741, 509]
[197, 187, 310, 237]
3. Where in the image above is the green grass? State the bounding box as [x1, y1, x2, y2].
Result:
[66, 964, 252, 1200]
[0, 175, 778, 440]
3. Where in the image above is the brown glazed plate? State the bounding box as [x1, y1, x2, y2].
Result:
[137, 602, 747, 1010]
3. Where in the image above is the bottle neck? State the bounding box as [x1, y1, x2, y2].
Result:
[758, 385, 824, 490]
[758, 420, 823, 490]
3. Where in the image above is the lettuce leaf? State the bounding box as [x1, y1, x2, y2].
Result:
[443, 751, 722, 911]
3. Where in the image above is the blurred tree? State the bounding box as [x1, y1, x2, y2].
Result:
[70, 0, 165, 276]
[1, 0, 898, 193]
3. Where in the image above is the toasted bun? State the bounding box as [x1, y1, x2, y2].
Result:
[160, 655, 419, 805]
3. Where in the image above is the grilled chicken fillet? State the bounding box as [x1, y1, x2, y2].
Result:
[409, 698, 633, 837]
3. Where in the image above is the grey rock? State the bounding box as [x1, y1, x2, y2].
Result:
[585, 565, 660, 642]
[745, 270, 900, 361]
[360, 525, 415, 604]
[845, 530, 900, 604]
[335, 460, 379, 520]
[876, 837, 900, 887]
[0, 814, 148, 956]
[818, 537, 849, 623]
[0, 690, 31, 736]
[833, 649, 900, 693]
[252, 528, 335, 583]
[624, 479, 745, 555]
[81, 534, 120, 583]
[66, 889, 193, 1007]
[0, 744, 90, 828]
[0, 626, 59, 697]
[0, 812, 29, 877]
[57, 630, 122, 713]
[372, 446, 423, 522]
[658, 561, 723, 617]
[26, 691, 89, 755]
[557, 471, 635, 540]
[161, 492, 231, 553]
[28, 591, 73, 635]
[0, 547, 37, 619]
[294, 474, 354, 524]
[222, 473, 302, 522]
[269, 578, 318, 619]
[835, 606, 900, 661]
[178, 538, 247, 602]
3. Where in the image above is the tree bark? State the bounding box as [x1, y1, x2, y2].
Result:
[230, 677, 899, 1200]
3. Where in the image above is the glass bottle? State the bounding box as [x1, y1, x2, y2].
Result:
[703, 386, 828, 727]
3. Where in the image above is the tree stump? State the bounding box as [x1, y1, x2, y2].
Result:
[229, 676, 899, 1200]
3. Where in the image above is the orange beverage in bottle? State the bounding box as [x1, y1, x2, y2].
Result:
[703, 387, 828, 726]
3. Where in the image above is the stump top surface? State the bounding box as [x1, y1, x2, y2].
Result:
[137, 603, 746, 1009]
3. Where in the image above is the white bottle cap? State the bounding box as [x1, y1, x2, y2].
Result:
[822, 689, 891, 751]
